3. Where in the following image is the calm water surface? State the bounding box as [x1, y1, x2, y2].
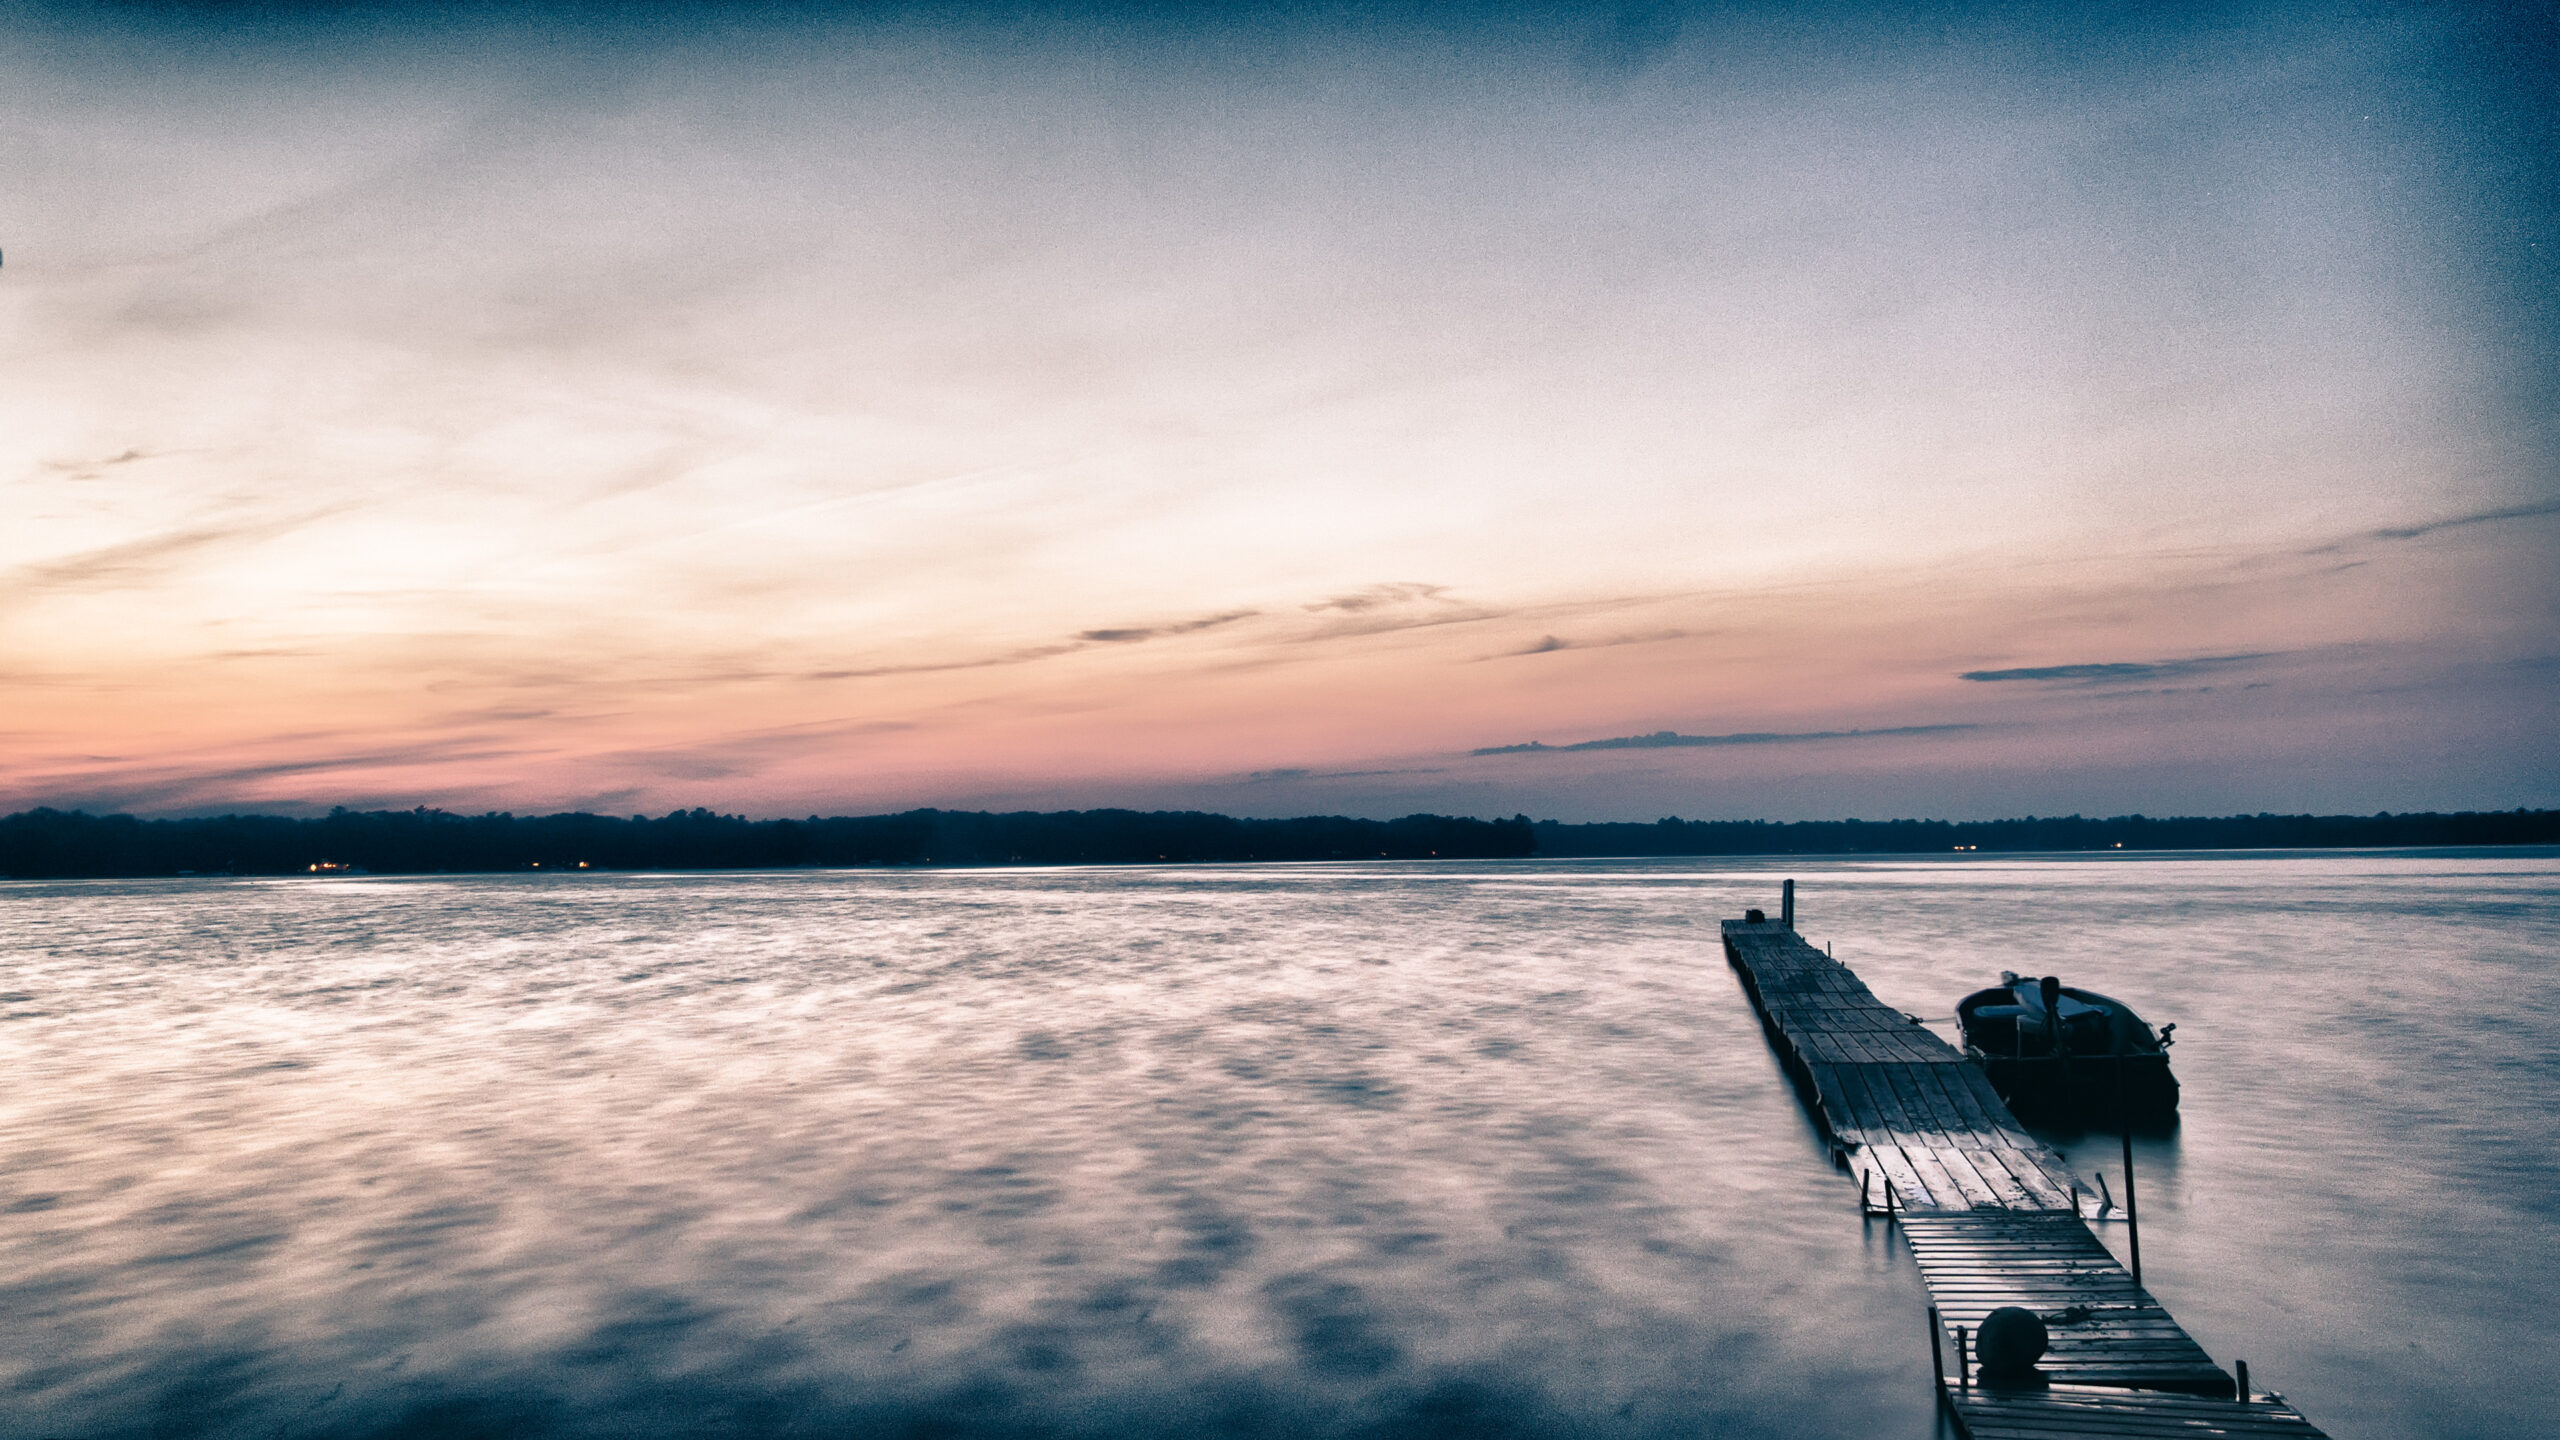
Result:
[3, 852, 2555, 1439]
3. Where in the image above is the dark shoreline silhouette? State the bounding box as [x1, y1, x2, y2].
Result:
[3, 805, 2555, 878]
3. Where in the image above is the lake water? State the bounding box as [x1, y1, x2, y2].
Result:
[4, 851, 2555, 1439]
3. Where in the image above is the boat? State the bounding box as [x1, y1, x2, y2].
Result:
[1957, 971, 2179, 1121]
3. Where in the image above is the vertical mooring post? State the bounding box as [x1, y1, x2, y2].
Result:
[2236, 1359, 2250, 1403]
[1781, 878, 1795, 929]
[1927, 1305, 1946, 1390]
[2122, 1126, 2143, 1287]
[1956, 1325, 1970, 1386]
[2114, 1021, 2142, 1284]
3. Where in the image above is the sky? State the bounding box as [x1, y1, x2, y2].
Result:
[3, 0, 2555, 823]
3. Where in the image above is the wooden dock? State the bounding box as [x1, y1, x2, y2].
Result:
[1722, 911, 2333, 1438]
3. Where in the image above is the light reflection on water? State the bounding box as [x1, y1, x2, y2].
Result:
[2, 852, 2554, 1439]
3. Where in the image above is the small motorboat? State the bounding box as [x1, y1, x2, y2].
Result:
[1957, 971, 2178, 1121]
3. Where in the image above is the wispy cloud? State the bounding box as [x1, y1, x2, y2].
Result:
[38, 448, 148, 477]
[1304, 583, 1446, 614]
[9, 734, 540, 815]
[0, 507, 352, 605]
[1284, 583, 1521, 643]
[2367, 499, 2560, 541]
[803, 644, 1082, 683]
[1242, 765, 1441, 782]
[1958, 653, 2276, 684]
[7, 521, 269, 594]
[593, 718, 917, 782]
[807, 607, 1263, 682]
[2301, 499, 2560, 554]
[1077, 610, 1257, 644]
[1487, 629, 1695, 659]
[1474, 725, 1978, 757]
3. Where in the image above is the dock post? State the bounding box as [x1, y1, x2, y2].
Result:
[1956, 1325, 1970, 1386]
[1927, 1305, 1946, 1391]
[1861, 1168, 1872, 1213]
[2122, 1128, 2142, 1287]
[2117, 1028, 2144, 1285]
[2236, 1359, 2250, 1403]
[1781, 878, 1795, 929]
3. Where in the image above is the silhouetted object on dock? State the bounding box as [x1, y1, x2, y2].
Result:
[1957, 970, 2179, 1122]
[1976, 1306, 2048, 1377]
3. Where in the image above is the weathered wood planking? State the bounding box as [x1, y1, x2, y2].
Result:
[1948, 1384, 2329, 1438]
[1899, 1214, 2231, 1395]
[1722, 919, 2082, 1213]
[1722, 915, 2334, 1437]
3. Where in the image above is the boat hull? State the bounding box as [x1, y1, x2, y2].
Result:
[1967, 1049, 2180, 1122]
[1958, 978, 2180, 1123]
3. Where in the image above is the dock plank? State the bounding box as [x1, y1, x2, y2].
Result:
[1950, 1385, 2328, 1439]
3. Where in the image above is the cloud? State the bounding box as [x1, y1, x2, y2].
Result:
[2367, 499, 2560, 541]
[1304, 583, 1447, 614]
[1488, 628, 1695, 659]
[1474, 724, 1978, 756]
[2, 517, 291, 598]
[7, 734, 542, 815]
[1242, 766, 1440, 782]
[590, 718, 919, 781]
[797, 645, 1076, 682]
[1077, 610, 1258, 643]
[176, 746, 533, 784]
[0, 502, 362, 611]
[1302, 607, 1512, 643]
[1287, 584, 1520, 644]
[1958, 653, 2277, 684]
[2301, 499, 2560, 554]
[809, 608, 1263, 681]
[38, 448, 147, 477]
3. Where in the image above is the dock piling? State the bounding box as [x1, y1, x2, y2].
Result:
[2122, 1129, 2143, 1286]
[2236, 1360, 2250, 1402]
[1927, 1305, 1946, 1390]
[1781, 878, 1795, 929]
[1956, 1325, 1970, 1385]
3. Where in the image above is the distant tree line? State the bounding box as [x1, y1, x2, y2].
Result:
[0, 806, 1537, 878]
[1530, 809, 2560, 856]
[0, 804, 2551, 879]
